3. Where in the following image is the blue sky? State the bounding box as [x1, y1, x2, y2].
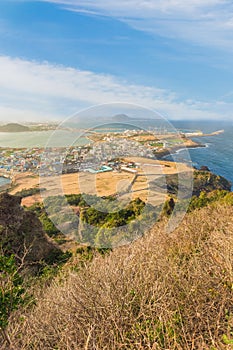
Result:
[1, 0, 233, 121]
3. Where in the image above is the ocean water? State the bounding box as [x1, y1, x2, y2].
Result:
[172, 120, 233, 187]
[0, 176, 10, 187]
[0, 130, 90, 188]
[0, 130, 89, 148]
[100, 119, 233, 187]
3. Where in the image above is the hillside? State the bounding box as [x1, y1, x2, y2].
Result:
[0, 123, 30, 132]
[154, 169, 232, 197]
[0, 192, 62, 274]
[2, 194, 233, 349]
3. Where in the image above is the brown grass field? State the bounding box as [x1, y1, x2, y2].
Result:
[9, 159, 192, 207]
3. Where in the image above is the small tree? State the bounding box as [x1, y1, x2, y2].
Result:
[162, 197, 175, 217]
[0, 254, 26, 348]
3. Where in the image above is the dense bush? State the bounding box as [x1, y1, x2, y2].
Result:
[15, 187, 46, 198]
[188, 190, 233, 212]
[29, 194, 150, 246]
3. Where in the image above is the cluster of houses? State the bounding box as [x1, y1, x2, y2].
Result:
[40, 140, 145, 176]
[0, 146, 91, 175]
[39, 146, 91, 175]
[0, 148, 43, 173]
[80, 138, 153, 174]
[90, 137, 153, 159]
[0, 133, 166, 177]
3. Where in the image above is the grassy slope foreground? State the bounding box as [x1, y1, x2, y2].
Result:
[4, 199, 233, 350]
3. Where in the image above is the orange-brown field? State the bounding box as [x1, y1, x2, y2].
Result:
[9, 159, 192, 207]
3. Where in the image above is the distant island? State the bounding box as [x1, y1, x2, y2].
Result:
[0, 122, 58, 132]
[112, 114, 132, 122]
[0, 123, 30, 132]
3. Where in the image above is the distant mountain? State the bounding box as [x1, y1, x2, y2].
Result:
[0, 123, 30, 132]
[112, 114, 132, 122]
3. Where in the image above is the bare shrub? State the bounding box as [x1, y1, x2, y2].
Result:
[5, 203, 233, 350]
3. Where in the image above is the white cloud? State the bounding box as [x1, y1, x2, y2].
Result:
[0, 106, 57, 122]
[0, 55, 232, 122]
[42, 0, 233, 51]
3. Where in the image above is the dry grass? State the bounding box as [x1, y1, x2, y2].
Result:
[10, 159, 192, 207]
[4, 203, 233, 349]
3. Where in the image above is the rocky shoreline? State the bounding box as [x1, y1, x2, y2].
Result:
[154, 141, 206, 160]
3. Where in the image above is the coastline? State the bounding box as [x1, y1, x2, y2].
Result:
[0, 175, 11, 192]
[154, 140, 206, 160]
[0, 125, 230, 199]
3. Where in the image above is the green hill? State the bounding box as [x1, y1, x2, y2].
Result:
[0, 123, 30, 132]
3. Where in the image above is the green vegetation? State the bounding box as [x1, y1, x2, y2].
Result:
[0, 254, 27, 346]
[15, 187, 46, 198]
[173, 190, 233, 214]
[79, 196, 157, 247]
[0, 254, 25, 329]
[28, 201, 61, 237]
[39, 211, 61, 236]
[28, 194, 157, 247]
[161, 197, 175, 217]
[29, 188, 233, 250]
[168, 137, 184, 144]
[0, 193, 66, 276]
[2, 196, 233, 350]
[81, 196, 145, 228]
[154, 170, 231, 197]
[1, 174, 233, 349]
[149, 141, 164, 147]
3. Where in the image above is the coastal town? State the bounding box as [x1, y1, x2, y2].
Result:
[0, 128, 199, 177]
[0, 127, 197, 208]
[0, 125, 224, 206]
[0, 142, 149, 177]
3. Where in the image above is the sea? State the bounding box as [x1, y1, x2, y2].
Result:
[0, 129, 90, 188]
[0, 120, 232, 189]
[172, 120, 233, 188]
[0, 176, 10, 187]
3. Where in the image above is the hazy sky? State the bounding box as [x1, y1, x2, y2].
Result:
[1, 0, 233, 121]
